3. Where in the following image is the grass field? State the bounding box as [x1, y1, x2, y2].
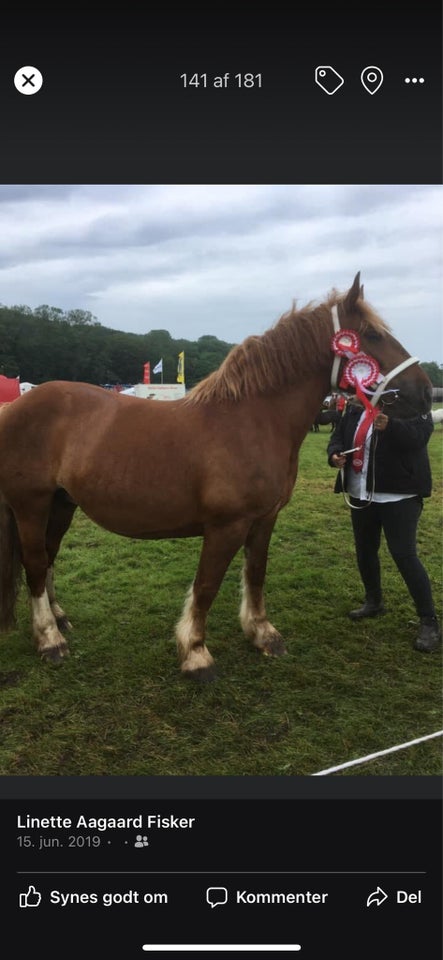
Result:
[0, 424, 441, 777]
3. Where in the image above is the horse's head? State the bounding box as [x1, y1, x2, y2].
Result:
[335, 273, 432, 417]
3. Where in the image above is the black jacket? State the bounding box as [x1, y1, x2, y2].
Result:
[327, 403, 434, 497]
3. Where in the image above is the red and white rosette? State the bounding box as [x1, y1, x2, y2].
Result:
[331, 329, 360, 357]
[342, 353, 380, 389]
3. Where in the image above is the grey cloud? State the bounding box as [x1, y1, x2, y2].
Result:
[0, 184, 441, 362]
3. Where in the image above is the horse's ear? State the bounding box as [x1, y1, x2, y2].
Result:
[360, 283, 364, 299]
[344, 272, 362, 310]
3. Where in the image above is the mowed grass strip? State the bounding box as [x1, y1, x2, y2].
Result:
[0, 426, 441, 776]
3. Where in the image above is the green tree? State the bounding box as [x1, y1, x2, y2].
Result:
[421, 362, 443, 387]
[0, 304, 234, 387]
[34, 305, 66, 323]
[65, 309, 101, 326]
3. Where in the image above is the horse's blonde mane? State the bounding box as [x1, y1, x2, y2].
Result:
[186, 290, 391, 405]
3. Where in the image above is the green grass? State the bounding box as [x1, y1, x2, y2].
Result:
[0, 425, 441, 777]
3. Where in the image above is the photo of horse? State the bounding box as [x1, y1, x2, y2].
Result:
[0, 184, 440, 778]
[0, 274, 433, 681]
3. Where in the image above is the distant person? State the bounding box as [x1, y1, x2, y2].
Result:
[327, 399, 441, 653]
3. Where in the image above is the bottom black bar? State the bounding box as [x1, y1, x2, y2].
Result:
[3, 797, 442, 958]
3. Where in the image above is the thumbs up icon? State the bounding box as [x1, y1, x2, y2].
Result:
[19, 885, 42, 908]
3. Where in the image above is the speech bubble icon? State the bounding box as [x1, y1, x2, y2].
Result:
[206, 886, 228, 908]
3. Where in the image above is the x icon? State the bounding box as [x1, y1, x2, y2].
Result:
[14, 65, 43, 95]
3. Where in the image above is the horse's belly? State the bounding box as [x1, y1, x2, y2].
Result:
[78, 503, 201, 539]
[125, 524, 204, 540]
[60, 444, 285, 537]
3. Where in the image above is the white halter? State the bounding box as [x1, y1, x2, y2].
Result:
[330, 304, 420, 406]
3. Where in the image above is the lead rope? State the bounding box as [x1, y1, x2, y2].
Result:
[340, 432, 378, 510]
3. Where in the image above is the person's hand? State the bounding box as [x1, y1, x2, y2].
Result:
[331, 453, 346, 468]
[374, 413, 389, 431]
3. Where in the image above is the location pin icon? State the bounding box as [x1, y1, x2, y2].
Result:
[361, 65, 383, 94]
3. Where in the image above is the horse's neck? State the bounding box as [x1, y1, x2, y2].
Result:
[273, 374, 333, 439]
[306, 369, 333, 411]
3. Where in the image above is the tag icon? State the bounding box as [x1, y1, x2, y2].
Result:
[315, 66, 344, 95]
[361, 66, 383, 94]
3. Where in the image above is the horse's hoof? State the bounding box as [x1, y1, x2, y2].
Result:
[262, 634, 287, 657]
[40, 645, 69, 664]
[183, 665, 217, 683]
[56, 615, 73, 632]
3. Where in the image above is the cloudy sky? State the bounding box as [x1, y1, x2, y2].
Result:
[0, 184, 441, 362]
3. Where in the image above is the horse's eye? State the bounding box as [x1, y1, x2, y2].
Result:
[365, 331, 383, 342]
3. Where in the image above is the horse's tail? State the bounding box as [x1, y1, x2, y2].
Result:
[0, 495, 22, 631]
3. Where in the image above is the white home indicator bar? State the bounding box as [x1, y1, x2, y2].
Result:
[142, 947, 301, 953]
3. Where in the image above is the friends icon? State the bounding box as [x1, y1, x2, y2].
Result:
[361, 66, 384, 94]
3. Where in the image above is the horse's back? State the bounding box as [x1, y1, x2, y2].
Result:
[0, 382, 117, 492]
[0, 380, 157, 438]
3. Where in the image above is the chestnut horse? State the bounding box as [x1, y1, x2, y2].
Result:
[0, 274, 432, 679]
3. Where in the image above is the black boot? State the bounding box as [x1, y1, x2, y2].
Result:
[349, 598, 385, 620]
[413, 616, 441, 653]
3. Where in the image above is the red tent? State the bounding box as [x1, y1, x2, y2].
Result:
[0, 375, 20, 402]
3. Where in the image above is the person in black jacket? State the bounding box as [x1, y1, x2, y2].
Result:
[327, 399, 440, 653]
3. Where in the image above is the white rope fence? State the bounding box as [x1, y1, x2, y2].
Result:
[312, 729, 443, 776]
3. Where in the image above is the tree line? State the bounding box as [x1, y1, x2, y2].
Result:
[0, 304, 234, 389]
[1, 303, 442, 389]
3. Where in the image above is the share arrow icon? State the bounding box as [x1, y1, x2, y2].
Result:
[366, 886, 388, 907]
